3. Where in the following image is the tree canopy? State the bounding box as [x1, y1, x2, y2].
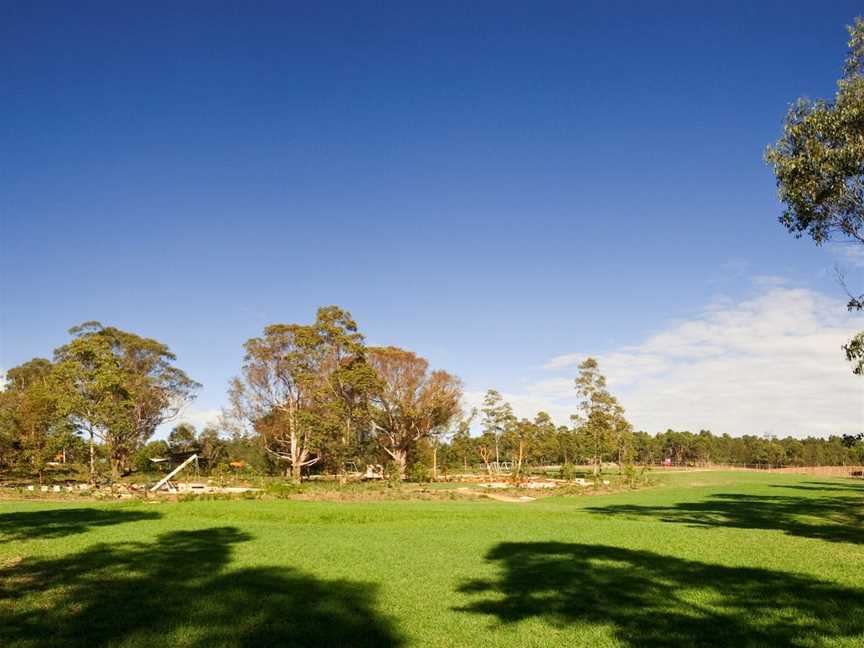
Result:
[766, 18, 864, 373]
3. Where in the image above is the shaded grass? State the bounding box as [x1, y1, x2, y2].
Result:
[587, 477, 864, 545]
[1, 526, 400, 647]
[0, 508, 160, 544]
[1, 471, 862, 647]
[457, 542, 863, 647]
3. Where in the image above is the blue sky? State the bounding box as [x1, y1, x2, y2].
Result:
[2, 2, 862, 436]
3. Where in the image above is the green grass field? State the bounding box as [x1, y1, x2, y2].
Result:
[1, 471, 862, 647]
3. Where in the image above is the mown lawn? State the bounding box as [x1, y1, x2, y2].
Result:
[1, 471, 862, 647]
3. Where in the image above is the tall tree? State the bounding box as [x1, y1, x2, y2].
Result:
[766, 18, 864, 374]
[230, 306, 374, 481]
[52, 333, 130, 482]
[0, 359, 73, 481]
[449, 407, 477, 472]
[504, 418, 539, 480]
[313, 306, 379, 478]
[53, 323, 199, 480]
[367, 346, 462, 479]
[574, 357, 628, 476]
[480, 389, 515, 472]
[230, 323, 323, 480]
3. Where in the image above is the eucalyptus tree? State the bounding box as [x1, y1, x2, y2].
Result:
[574, 357, 628, 476]
[313, 306, 379, 476]
[0, 358, 73, 480]
[367, 346, 462, 479]
[230, 306, 374, 481]
[449, 407, 477, 471]
[480, 389, 515, 472]
[53, 322, 199, 481]
[52, 333, 130, 482]
[766, 18, 864, 373]
[230, 321, 325, 480]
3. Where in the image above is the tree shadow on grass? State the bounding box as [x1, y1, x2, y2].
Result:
[0, 526, 402, 647]
[0, 507, 161, 544]
[587, 492, 864, 545]
[457, 542, 864, 647]
[769, 480, 864, 493]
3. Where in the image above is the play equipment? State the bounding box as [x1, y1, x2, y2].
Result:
[150, 453, 199, 492]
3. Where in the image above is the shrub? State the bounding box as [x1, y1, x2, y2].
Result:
[386, 462, 403, 488]
[264, 481, 303, 499]
[407, 462, 431, 483]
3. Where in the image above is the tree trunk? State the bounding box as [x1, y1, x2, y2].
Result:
[514, 439, 525, 480]
[110, 457, 122, 481]
[290, 462, 302, 482]
[432, 444, 438, 482]
[393, 449, 407, 479]
[89, 429, 96, 485]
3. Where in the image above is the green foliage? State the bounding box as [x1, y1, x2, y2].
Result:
[52, 323, 199, 480]
[0, 358, 75, 479]
[766, 18, 864, 374]
[574, 358, 631, 475]
[230, 306, 380, 481]
[765, 19, 864, 246]
[367, 346, 462, 479]
[167, 423, 198, 453]
[385, 461, 403, 488]
[263, 480, 304, 498]
[843, 331, 864, 375]
[134, 440, 170, 474]
[620, 464, 650, 489]
[406, 461, 431, 483]
[559, 462, 577, 481]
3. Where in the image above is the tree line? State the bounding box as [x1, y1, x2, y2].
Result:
[0, 308, 462, 483]
[2, 307, 862, 483]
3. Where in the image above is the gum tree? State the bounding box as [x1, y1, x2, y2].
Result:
[574, 357, 628, 477]
[54, 323, 199, 481]
[230, 306, 374, 481]
[367, 346, 462, 479]
[766, 18, 864, 374]
[0, 358, 74, 481]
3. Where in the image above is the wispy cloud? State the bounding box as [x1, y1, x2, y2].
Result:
[172, 406, 223, 431]
[480, 287, 863, 437]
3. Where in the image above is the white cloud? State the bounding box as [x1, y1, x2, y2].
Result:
[172, 406, 223, 431]
[492, 287, 864, 437]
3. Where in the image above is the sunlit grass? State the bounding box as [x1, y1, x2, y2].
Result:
[1, 471, 862, 647]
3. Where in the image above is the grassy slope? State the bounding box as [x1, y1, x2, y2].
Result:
[0, 471, 862, 647]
